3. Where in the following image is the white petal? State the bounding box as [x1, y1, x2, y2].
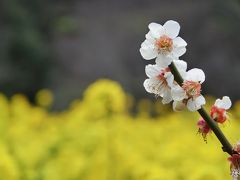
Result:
[173, 101, 186, 111]
[162, 90, 172, 104]
[143, 79, 157, 93]
[143, 78, 164, 95]
[145, 64, 162, 78]
[185, 68, 205, 83]
[173, 37, 187, 47]
[165, 72, 174, 87]
[215, 96, 232, 109]
[143, 79, 151, 93]
[140, 46, 157, 60]
[158, 82, 168, 96]
[187, 95, 205, 112]
[171, 85, 186, 101]
[155, 55, 173, 68]
[172, 47, 186, 57]
[196, 95, 206, 106]
[173, 59, 187, 78]
[145, 32, 155, 43]
[148, 22, 164, 38]
[163, 20, 180, 39]
[141, 39, 154, 48]
[174, 59, 187, 72]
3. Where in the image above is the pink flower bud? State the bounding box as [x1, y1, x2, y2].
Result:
[197, 118, 211, 142]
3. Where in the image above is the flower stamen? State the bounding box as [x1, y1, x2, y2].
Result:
[157, 68, 170, 86]
[155, 35, 173, 54]
[182, 81, 201, 98]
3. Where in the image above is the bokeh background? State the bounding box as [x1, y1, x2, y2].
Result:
[0, 0, 240, 179]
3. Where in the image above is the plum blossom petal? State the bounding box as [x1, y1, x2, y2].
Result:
[140, 40, 157, 60]
[172, 47, 186, 57]
[140, 48, 157, 60]
[215, 96, 232, 110]
[148, 22, 164, 38]
[173, 37, 187, 47]
[187, 95, 206, 112]
[145, 64, 161, 78]
[162, 90, 172, 104]
[173, 100, 186, 111]
[174, 60, 187, 72]
[156, 55, 173, 68]
[171, 85, 186, 101]
[165, 72, 174, 87]
[185, 68, 205, 83]
[163, 20, 180, 39]
[173, 59, 187, 78]
[145, 32, 155, 43]
[143, 79, 160, 94]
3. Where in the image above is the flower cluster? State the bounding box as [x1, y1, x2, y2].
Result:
[140, 20, 232, 128]
[140, 20, 236, 179]
[197, 96, 232, 141]
[140, 20, 205, 112]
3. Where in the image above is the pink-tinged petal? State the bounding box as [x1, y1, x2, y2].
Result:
[171, 85, 186, 101]
[172, 47, 186, 57]
[215, 96, 232, 110]
[163, 20, 180, 39]
[145, 64, 162, 78]
[173, 100, 186, 111]
[155, 54, 173, 68]
[186, 68, 205, 83]
[148, 22, 164, 38]
[173, 37, 187, 47]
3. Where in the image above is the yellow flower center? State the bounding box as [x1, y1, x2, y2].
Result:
[155, 35, 173, 54]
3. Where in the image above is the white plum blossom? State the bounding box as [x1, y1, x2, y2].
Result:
[144, 65, 173, 104]
[171, 68, 206, 111]
[140, 20, 187, 67]
[210, 96, 232, 123]
[214, 96, 232, 110]
[144, 60, 187, 104]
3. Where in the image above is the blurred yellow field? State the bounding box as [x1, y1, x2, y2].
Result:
[0, 79, 240, 180]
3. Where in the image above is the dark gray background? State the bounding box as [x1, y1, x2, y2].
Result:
[0, 0, 240, 109]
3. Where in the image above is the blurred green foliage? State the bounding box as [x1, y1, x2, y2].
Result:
[0, 0, 55, 99]
[0, 0, 78, 101]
